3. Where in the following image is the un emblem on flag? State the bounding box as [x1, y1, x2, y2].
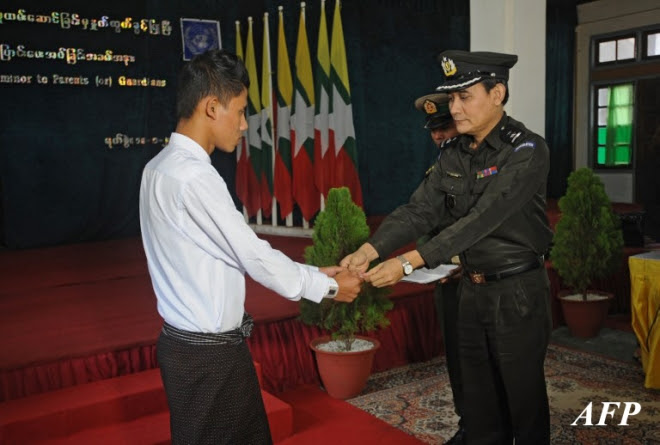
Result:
[180, 18, 222, 61]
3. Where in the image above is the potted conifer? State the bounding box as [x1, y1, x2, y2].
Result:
[550, 167, 624, 338]
[300, 187, 393, 399]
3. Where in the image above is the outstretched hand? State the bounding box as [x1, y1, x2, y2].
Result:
[319, 265, 345, 277]
[340, 243, 378, 275]
[332, 269, 363, 303]
[362, 258, 404, 288]
[339, 251, 369, 274]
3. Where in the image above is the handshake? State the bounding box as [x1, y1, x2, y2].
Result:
[319, 242, 419, 303]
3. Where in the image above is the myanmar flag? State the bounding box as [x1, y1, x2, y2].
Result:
[329, 0, 363, 206]
[291, 5, 320, 221]
[259, 13, 274, 218]
[274, 8, 294, 220]
[313, 1, 334, 199]
[235, 20, 260, 217]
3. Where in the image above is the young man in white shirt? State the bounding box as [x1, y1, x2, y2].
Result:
[140, 49, 362, 445]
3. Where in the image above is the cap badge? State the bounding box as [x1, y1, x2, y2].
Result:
[423, 99, 437, 115]
[441, 57, 457, 77]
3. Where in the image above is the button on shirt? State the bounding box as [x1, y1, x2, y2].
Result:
[140, 133, 332, 333]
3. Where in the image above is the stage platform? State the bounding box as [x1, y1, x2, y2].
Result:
[0, 226, 648, 443]
[0, 235, 442, 402]
[2, 228, 644, 403]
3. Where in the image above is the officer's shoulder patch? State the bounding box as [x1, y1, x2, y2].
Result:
[513, 141, 536, 152]
[499, 123, 528, 145]
[440, 136, 459, 150]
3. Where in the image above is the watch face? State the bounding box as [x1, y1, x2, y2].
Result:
[404, 264, 413, 275]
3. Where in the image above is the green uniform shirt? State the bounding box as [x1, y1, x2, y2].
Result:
[369, 113, 553, 271]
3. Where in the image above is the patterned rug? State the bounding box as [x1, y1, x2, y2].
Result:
[348, 344, 660, 444]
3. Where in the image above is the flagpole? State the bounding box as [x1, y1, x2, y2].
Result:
[262, 12, 277, 228]
[247, 16, 262, 226]
[300, 2, 311, 230]
[318, 2, 325, 216]
[280, 6, 294, 228]
[275, 5, 295, 227]
[234, 20, 249, 223]
[314, 0, 331, 213]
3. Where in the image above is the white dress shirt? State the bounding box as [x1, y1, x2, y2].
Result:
[139, 132, 334, 333]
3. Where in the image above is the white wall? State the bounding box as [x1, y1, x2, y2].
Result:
[470, 0, 546, 137]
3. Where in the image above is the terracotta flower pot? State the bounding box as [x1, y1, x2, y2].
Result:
[558, 290, 613, 338]
[310, 335, 380, 400]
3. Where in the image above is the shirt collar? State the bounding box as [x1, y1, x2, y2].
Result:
[483, 113, 510, 151]
[458, 113, 509, 153]
[169, 132, 212, 164]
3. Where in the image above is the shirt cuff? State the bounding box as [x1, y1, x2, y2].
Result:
[298, 264, 333, 304]
[324, 278, 339, 299]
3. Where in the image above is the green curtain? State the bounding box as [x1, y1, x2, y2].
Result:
[605, 84, 633, 166]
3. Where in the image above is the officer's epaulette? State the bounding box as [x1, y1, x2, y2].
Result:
[425, 164, 435, 178]
[440, 136, 459, 150]
[499, 122, 528, 145]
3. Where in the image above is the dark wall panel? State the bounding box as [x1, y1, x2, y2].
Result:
[0, 0, 469, 248]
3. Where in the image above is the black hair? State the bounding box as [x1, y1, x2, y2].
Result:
[481, 78, 509, 105]
[176, 49, 250, 121]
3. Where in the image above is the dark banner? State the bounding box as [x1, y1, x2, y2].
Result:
[0, 0, 469, 248]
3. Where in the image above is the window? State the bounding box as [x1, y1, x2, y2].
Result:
[589, 27, 660, 169]
[644, 30, 660, 59]
[596, 35, 636, 64]
[595, 84, 634, 167]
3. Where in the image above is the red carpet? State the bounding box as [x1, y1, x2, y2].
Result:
[1, 226, 641, 401]
[0, 275, 160, 370]
[277, 385, 424, 444]
[0, 221, 644, 443]
[0, 370, 423, 444]
[0, 237, 149, 295]
[0, 234, 312, 372]
[0, 232, 433, 443]
[0, 235, 440, 402]
[0, 235, 441, 402]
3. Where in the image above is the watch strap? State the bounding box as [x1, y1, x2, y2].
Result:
[397, 255, 414, 275]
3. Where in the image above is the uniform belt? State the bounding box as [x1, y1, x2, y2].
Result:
[468, 257, 543, 284]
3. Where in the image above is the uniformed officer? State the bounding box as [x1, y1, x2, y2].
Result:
[414, 92, 465, 444]
[414, 92, 458, 148]
[342, 50, 553, 445]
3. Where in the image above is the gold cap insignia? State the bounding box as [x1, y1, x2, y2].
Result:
[423, 99, 437, 115]
[441, 57, 457, 77]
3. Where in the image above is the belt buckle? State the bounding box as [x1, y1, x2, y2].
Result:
[469, 272, 486, 284]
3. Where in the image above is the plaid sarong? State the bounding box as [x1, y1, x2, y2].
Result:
[157, 314, 271, 445]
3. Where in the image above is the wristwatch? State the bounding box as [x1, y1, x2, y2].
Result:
[397, 255, 414, 276]
[325, 278, 339, 298]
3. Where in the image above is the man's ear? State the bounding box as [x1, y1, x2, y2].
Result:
[492, 83, 506, 105]
[204, 97, 218, 119]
